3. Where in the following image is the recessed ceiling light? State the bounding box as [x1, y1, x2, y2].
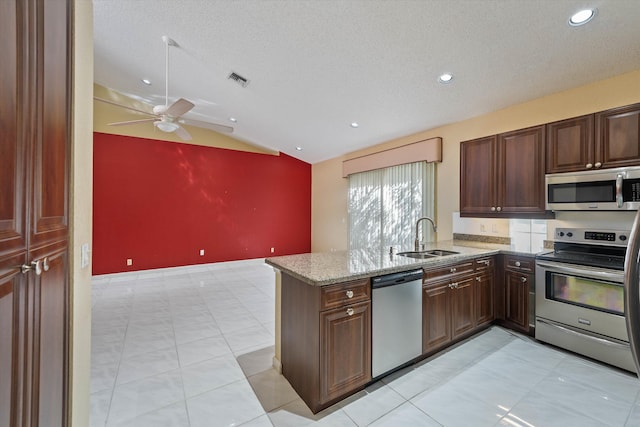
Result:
[350, 122, 359, 128]
[229, 117, 237, 123]
[295, 146, 303, 151]
[438, 73, 453, 83]
[569, 9, 596, 26]
[141, 78, 152, 85]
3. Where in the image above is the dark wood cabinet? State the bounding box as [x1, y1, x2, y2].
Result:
[596, 103, 640, 169]
[281, 275, 371, 413]
[422, 280, 452, 352]
[546, 104, 640, 173]
[422, 258, 493, 354]
[450, 275, 476, 338]
[461, 126, 549, 218]
[502, 256, 534, 334]
[320, 300, 370, 402]
[0, 1, 71, 426]
[546, 115, 595, 173]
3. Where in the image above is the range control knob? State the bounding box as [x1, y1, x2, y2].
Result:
[558, 232, 565, 237]
[567, 232, 573, 237]
[620, 235, 628, 241]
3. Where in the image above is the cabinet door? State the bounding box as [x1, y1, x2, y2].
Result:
[505, 270, 529, 332]
[546, 115, 595, 173]
[451, 276, 475, 339]
[29, 0, 70, 249]
[422, 282, 451, 353]
[460, 136, 496, 215]
[596, 103, 640, 169]
[497, 126, 546, 214]
[0, 0, 27, 258]
[320, 301, 371, 403]
[475, 271, 494, 326]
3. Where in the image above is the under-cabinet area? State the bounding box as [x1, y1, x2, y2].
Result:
[271, 247, 536, 413]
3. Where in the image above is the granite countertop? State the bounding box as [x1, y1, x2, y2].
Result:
[265, 240, 546, 286]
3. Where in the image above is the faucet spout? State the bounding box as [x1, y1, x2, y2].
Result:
[414, 216, 437, 251]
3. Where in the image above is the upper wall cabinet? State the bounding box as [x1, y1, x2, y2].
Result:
[460, 125, 549, 218]
[546, 103, 640, 173]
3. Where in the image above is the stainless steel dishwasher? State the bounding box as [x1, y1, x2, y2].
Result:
[371, 269, 423, 378]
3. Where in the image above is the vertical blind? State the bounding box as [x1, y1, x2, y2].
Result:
[348, 161, 435, 251]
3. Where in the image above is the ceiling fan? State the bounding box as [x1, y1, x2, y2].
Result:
[94, 35, 233, 141]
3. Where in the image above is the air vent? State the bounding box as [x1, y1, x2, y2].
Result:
[228, 72, 249, 88]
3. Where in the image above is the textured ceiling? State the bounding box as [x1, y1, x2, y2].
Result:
[93, 0, 640, 164]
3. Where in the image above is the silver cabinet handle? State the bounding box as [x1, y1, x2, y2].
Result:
[345, 290, 354, 299]
[595, 162, 602, 168]
[346, 308, 354, 316]
[490, 207, 496, 212]
[496, 207, 502, 212]
[515, 261, 521, 267]
[21, 260, 42, 275]
[586, 163, 593, 169]
[43, 257, 50, 272]
[451, 282, 459, 289]
[450, 267, 457, 273]
[521, 276, 527, 283]
[476, 276, 481, 281]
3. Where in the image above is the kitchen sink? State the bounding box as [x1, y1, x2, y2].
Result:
[396, 249, 460, 259]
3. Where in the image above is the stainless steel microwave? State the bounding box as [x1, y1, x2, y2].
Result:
[546, 166, 640, 211]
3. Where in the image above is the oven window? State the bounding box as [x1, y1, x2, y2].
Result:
[546, 272, 623, 315]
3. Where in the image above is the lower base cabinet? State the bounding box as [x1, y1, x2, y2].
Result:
[502, 255, 535, 334]
[281, 274, 371, 413]
[320, 300, 371, 402]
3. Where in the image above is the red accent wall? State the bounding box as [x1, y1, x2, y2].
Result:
[92, 132, 311, 275]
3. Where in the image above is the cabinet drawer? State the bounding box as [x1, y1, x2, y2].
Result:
[424, 261, 474, 282]
[475, 257, 495, 272]
[321, 279, 370, 310]
[504, 255, 534, 272]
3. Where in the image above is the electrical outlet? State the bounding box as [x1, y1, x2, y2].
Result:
[199, 249, 205, 256]
[126, 258, 133, 266]
[81, 243, 90, 269]
[270, 247, 275, 253]
[492, 224, 498, 233]
[480, 224, 486, 232]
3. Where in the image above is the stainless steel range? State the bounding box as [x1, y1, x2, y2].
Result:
[535, 227, 636, 372]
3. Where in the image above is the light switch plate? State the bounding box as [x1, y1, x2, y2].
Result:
[81, 243, 90, 268]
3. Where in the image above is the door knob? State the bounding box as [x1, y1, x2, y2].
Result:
[43, 257, 50, 272]
[21, 260, 42, 275]
[586, 163, 593, 169]
[346, 308, 354, 316]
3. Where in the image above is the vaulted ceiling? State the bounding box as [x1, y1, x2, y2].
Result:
[93, 0, 640, 163]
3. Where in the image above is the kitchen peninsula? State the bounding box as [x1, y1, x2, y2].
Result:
[266, 240, 539, 413]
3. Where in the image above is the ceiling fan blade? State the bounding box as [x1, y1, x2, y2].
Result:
[165, 98, 194, 117]
[180, 118, 234, 134]
[94, 97, 155, 116]
[108, 118, 157, 126]
[173, 125, 192, 141]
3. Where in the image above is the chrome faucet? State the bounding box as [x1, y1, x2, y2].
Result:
[414, 216, 437, 251]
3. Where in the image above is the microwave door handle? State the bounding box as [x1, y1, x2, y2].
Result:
[616, 174, 624, 208]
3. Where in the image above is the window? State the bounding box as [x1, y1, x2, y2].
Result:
[348, 162, 435, 250]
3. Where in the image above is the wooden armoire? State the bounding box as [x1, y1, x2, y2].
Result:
[1, 0, 72, 426]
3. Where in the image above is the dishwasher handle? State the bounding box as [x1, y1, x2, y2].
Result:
[372, 269, 423, 289]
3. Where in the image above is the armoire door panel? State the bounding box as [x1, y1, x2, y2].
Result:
[0, 0, 28, 257]
[33, 244, 68, 427]
[29, 0, 70, 248]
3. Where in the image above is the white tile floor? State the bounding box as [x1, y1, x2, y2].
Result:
[91, 259, 640, 426]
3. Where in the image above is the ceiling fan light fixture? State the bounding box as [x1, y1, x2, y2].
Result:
[569, 9, 596, 26]
[154, 120, 180, 133]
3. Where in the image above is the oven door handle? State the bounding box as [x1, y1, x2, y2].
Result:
[537, 318, 630, 351]
[536, 261, 624, 282]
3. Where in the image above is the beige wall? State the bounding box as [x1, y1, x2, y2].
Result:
[312, 69, 640, 253]
[70, 0, 93, 425]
